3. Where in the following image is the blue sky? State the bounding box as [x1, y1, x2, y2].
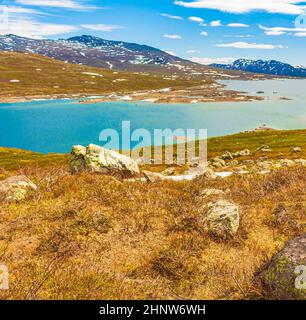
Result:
[1, 0, 306, 65]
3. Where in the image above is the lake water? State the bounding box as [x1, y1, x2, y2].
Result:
[0, 79, 305, 153]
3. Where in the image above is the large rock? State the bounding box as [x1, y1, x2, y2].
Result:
[0, 175, 37, 202]
[261, 234, 306, 300]
[200, 199, 240, 239]
[70, 144, 140, 175]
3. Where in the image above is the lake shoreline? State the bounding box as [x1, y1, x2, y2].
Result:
[0, 81, 262, 105]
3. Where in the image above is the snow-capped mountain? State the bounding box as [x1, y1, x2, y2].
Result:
[0, 34, 189, 71]
[211, 59, 306, 78]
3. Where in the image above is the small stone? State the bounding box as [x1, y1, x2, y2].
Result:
[199, 188, 225, 198]
[161, 167, 176, 176]
[257, 145, 272, 152]
[142, 170, 166, 182]
[200, 199, 240, 239]
[274, 204, 300, 230]
[220, 151, 233, 160]
[0, 175, 37, 202]
[291, 147, 302, 153]
[278, 159, 295, 167]
[211, 157, 226, 168]
[227, 160, 239, 167]
[294, 159, 306, 166]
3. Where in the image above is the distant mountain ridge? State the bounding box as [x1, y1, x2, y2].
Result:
[0, 34, 281, 80]
[210, 59, 306, 78]
[0, 34, 190, 71]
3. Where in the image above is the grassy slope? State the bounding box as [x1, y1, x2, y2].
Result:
[1, 129, 305, 172]
[0, 51, 203, 98]
[0, 130, 305, 300]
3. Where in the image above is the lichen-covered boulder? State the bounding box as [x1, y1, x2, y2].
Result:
[200, 199, 240, 239]
[70, 144, 140, 175]
[0, 175, 37, 202]
[261, 234, 306, 300]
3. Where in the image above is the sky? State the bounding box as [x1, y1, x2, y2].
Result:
[0, 0, 306, 66]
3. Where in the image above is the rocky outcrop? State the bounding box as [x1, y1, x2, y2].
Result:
[70, 144, 140, 175]
[200, 199, 240, 239]
[261, 234, 306, 300]
[0, 175, 37, 202]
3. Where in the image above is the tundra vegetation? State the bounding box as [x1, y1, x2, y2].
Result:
[0, 51, 206, 100]
[0, 129, 305, 299]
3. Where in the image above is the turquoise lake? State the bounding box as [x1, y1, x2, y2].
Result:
[0, 79, 306, 153]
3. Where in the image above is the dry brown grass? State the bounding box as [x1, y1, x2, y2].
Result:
[0, 51, 204, 99]
[0, 162, 305, 300]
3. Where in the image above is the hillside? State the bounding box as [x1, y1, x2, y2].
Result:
[0, 34, 268, 80]
[0, 129, 305, 300]
[0, 51, 204, 100]
[0, 51, 262, 104]
[211, 59, 306, 78]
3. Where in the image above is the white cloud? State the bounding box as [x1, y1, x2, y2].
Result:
[189, 16, 204, 23]
[0, 17, 77, 38]
[231, 34, 252, 38]
[174, 0, 306, 15]
[163, 34, 182, 39]
[216, 42, 285, 49]
[294, 32, 306, 36]
[200, 31, 208, 36]
[259, 24, 306, 36]
[227, 23, 249, 28]
[0, 5, 47, 15]
[15, 0, 98, 11]
[161, 13, 183, 20]
[210, 20, 222, 27]
[265, 30, 287, 35]
[186, 49, 200, 53]
[191, 56, 236, 65]
[81, 24, 123, 32]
